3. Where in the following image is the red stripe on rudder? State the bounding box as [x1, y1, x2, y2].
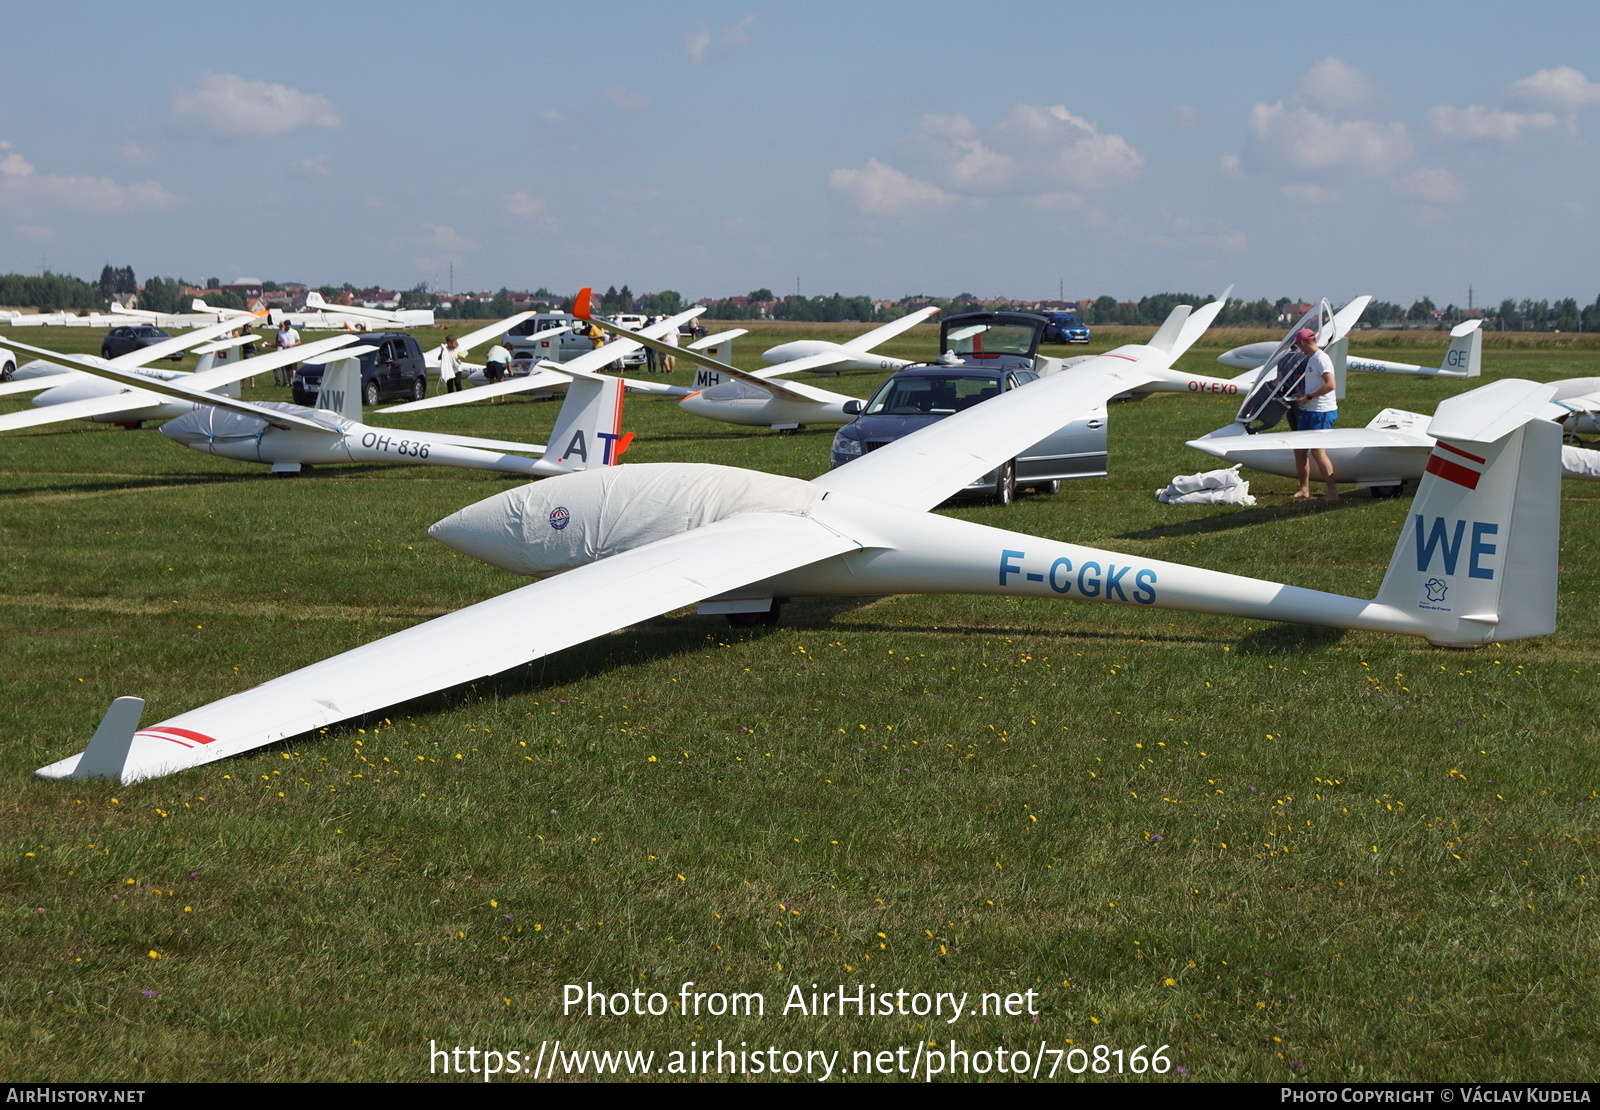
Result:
[1425, 454, 1481, 489]
[140, 726, 221, 747]
[614, 431, 635, 459]
[1437, 441, 1486, 464]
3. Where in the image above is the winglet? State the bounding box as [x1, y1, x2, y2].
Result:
[572, 287, 593, 320]
[68, 697, 144, 781]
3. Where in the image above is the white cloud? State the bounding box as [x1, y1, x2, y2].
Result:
[684, 14, 756, 63]
[603, 87, 651, 111]
[1507, 66, 1600, 110]
[1156, 104, 1202, 130]
[1427, 104, 1560, 141]
[898, 104, 1143, 195]
[171, 72, 342, 139]
[1248, 101, 1412, 174]
[117, 142, 156, 165]
[500, 191, 560, 232]
[413, 224, 478, 271]
[1218, 153, 1245, 180]
[538, 109, 567, 125]
[293, 154, 332, 177]
[828, 159, 957, 218]
[1391, 167, 1466, 204]
[1281, 183, 1341, 205]
[1296, 58, 1386, 111]
[0, 141, 177, 216]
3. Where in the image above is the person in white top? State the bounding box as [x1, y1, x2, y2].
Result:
[274, 321, 301, 387]
[438, 334, 465, 394]
[1286, 327, 1339, 501]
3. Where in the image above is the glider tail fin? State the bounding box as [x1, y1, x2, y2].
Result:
[1441, 320, 1483, 378]
[315, 355, 365, 421]
[1374, 380, 1561, 646]
[544, 370, 627, 470]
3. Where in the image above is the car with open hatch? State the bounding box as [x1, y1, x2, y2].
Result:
[828, 311, 1107, 504]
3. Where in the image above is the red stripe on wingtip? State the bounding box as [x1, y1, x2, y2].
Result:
[1425, 454, 1481, 489]
[140, 726, 220, 747]
[1437, 441, 1486, 464]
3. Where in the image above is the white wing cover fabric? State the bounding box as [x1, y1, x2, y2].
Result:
[1157, 466, 1256, 505]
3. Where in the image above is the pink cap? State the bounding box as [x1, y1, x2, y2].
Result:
[1295, 328, 1316, 342]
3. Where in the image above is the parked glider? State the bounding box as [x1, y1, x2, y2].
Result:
[755, 307, 941, 377]
[1218, 318, 1483, 380]
[1189, 378, 1600, 493]
[45, 344, 631, 478]
[375, 308, 709, 414]
[581, 288, 1247, 432]
[35, 327, 1567, 783]
[0, 321, 350, 432]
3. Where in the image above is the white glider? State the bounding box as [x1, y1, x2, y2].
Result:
[34, 325, 1568, 783]
[756, 307, 941, 377]
[1189, 378, 1600, 493]
[46, 344, 631, 478]
[0, 320, 347, 432]
[375, 308, 709, 414]
[589, 292, 1246, 432]
[1218, 318, 1484, 381]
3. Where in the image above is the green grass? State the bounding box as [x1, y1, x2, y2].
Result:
[1, 324, 1597, 1082]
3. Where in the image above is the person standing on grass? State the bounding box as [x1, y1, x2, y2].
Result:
[484, 341, 510, 402]
[439, 334, 465, 394]
[1286, 327, 1339, 501]
[274, 319, 300, 387]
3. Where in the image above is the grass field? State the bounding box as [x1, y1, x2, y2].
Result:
[1, 322, 1597, 1083]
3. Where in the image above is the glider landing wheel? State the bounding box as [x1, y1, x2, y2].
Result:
[725, 600, 782, 628]
[363, 380, 380, 408]
[1369, 481, 1406, 500]
[992, 460, 1016, 506]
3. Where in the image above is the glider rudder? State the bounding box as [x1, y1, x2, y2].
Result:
[1374, 379, 1560, 646]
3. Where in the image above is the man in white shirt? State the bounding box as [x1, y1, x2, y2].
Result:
[274, 321, 301, 387]
[1286, 328, 1338, 500]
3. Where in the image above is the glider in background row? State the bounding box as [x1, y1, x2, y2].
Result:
[583, 289, 1249, 432]
[376, 308, 716, 414]
[39, 342, 630, 478]
[1218, 318, 1483, 381]
[0, 319, 351, 433]
[751, 307, 941, 377]
[1190, 378, 1600, 492]
[35, 300, 1567, 784]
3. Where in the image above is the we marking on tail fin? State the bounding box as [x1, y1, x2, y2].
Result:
[1375, 379, 1563, 645]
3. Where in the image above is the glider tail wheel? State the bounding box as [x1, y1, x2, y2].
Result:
[725, 599, 783, 628]
[363, 380, 380, 408]
[992, 460, 1016, 506]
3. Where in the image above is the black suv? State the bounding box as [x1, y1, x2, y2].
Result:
[102, 326, 182, 361]
[292, 333, 427, 407]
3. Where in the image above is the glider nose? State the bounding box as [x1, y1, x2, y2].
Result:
[429, 497, 522, 572]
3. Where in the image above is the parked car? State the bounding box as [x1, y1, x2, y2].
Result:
[828, 312, 1107, 504]
[505, 313, 595, 368]
[1041, 312, 1091, 344]
[101, 325, 183, 361]
[292, 333, 427, 407]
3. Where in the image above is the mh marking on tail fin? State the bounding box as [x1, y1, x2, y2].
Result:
[1424, 441, 1486, 489]
[1414, 515, 1499, 580]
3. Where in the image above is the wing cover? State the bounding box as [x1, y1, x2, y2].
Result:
[36, 513, 861, 783]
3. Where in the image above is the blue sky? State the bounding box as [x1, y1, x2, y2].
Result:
[1, 1, 1595, 306]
